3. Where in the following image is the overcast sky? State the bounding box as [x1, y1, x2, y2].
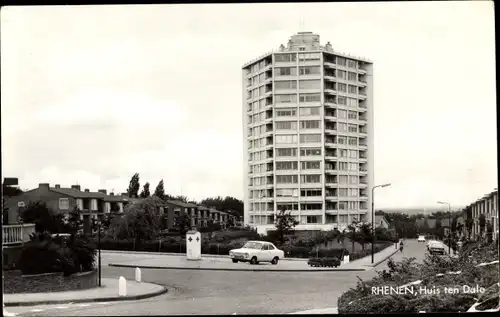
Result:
[1, 2, 496, 208]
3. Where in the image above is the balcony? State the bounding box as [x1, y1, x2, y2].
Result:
[3, 223, 36, 246]
[359, 168, 368, 175]
[324, 111, 336, 121]
[324, 61, 336, 68]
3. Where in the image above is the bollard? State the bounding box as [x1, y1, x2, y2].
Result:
[118, 276, 127, 296]
[135, 267, 142, 283]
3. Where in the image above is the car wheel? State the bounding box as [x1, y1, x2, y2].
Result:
[232, 259, 238, 263]
[250, 257, 258, 265]
[271, 257, 279, 265]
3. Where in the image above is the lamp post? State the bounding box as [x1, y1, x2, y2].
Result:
[96, 217, 102, 287]
[437, 201, 451, 255]
[371, 183, 391, 264]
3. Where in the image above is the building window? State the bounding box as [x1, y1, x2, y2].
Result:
[348, 111, 358, 119]
[338, 201, 348, 210]
[337, 83, 347, 93]
[275, 80, 297, 90]
[348, 124, 358, 133]
[348, 201, 358, 210]
[276, 121, 298, 130]
[276, 108, 297, 117]
[299, 107, 320, 116]
[338, 123, 347, 132]
[337, 136, 347, 145]
[300, 148, 321, 156]
[276, 135, 297, 144]
[275, 53, 297, 63]
[337, 57, 346, 66]
[339, 175, 348, 184]
[300, 174, 321, 184]
[338, 162, 348, 171]
[299, 93, 321, 102]
[276, 175, 298, 184]
[348, 72, 357, 81]
[59, 198, 70, 210]
[337, 109, 347, 119]
[339, 149, 348, 158]
[348, 137, 358, 146]
[276, 148, 298, 157]
[299, 80, 321, 90]
[300, 120, 320, 130]
[275, 94, 297, 103]
[347, 60, 357, 68]
[339, 188, 348, 197]
[276, 188, 299, 197]
[338, 96, 347, 105]
[348, 85, 357, 94]
[349, 175, 358, 184]
[347, 98, 358, 107]
[299, 66, 321, 75]
[298, 53, 321, 61]
[275, 67, 297, 76]
[349, 189, 359, 197]
[349, 163, 358, 171]
[276, 161, 298, 170]
[349, 150, 358, 158]
[301, 161, 321, 170]
[301, 189, 322, 197]
[337, 70, 346, 79]
[277, 203, 299, 211]
[300, 134, 321, 143]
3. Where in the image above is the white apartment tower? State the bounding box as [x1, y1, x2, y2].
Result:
[242, 32, 374, 234]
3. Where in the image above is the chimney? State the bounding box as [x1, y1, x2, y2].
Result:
[98, 189, 107, 195]
[71, 185, 81, 191]
[55, 184, 61, 188]
[325, 41, 333, 51]
[84, 189, 90, 192]
[110, 192, 114, 196]
[279, 44, 285, 52]
[39, 183, 50, 190]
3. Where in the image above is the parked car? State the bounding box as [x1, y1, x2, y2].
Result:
[229, 241, 285, 265]
[428, 241, 445, 255]
[417, 235, 426, 242]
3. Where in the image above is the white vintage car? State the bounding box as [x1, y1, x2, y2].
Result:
[229, 241, 285, 265]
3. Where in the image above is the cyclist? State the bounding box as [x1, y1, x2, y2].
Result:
[399, 240, 404, 253]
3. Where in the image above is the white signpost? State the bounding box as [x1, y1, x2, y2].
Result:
[186, 230, 201, 261]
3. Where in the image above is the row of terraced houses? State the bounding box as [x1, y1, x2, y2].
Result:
[3, 182, 240, 247]
[462, 188, 498, 241]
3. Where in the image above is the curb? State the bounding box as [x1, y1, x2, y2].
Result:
[108, 263, 366, 272]
[4, 284, 169, 307]
[370, 247, 400, 267]
[102, 250, 307, 262]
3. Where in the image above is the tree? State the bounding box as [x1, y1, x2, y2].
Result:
[200, 196, 244, 219]
[174, 212, 191, 236]
[108, 196, 164, 241]
[357, 222, 373, 250]
[127, 173, 140, 198]
[465, 217, 473, 240]
[65, 206, 83, 234]
[153, 179, 166, 200]
[274, 208, 299, 246]
[20, 201, 66, 233]
[175, 195, 188, 203]
[139, 182, 151, 198]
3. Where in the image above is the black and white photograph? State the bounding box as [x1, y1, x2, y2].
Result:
[1, 1, 498, 315]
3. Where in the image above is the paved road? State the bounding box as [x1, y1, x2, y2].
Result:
[8, 240, 427, 316]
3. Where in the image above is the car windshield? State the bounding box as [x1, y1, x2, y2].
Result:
[243, 242, 263, 249]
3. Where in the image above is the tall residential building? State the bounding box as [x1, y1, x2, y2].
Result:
[242, 32, 374, 234]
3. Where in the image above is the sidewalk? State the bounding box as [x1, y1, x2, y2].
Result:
[106, 245, 399, 272]
[4, 278, 168, 307]
[290, 307, 338, 314]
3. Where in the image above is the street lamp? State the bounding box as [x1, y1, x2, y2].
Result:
[371, 183, 391, 264]
[437, 201, 452, 255]
[95, 217, 102, 287]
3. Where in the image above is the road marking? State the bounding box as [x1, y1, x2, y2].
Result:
[76, 304, 91, 307]
[55, 306, 69, 309]
[30, 309, 45, 312]
[97, 302, 110, 305]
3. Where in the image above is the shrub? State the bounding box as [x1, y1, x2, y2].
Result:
[338, 240, 499, 313]
[67, 234, 96, 272]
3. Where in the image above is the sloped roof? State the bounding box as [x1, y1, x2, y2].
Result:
[426, 218, 437, 229]
[166, 200, 194, 208]
[374, 215, 389, 224]
[416, 219, 426, 228]
[50, 187, 127, 202]
[197, 205, 210, 211]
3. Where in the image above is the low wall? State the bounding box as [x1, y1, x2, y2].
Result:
[3, 269, 98, 294]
